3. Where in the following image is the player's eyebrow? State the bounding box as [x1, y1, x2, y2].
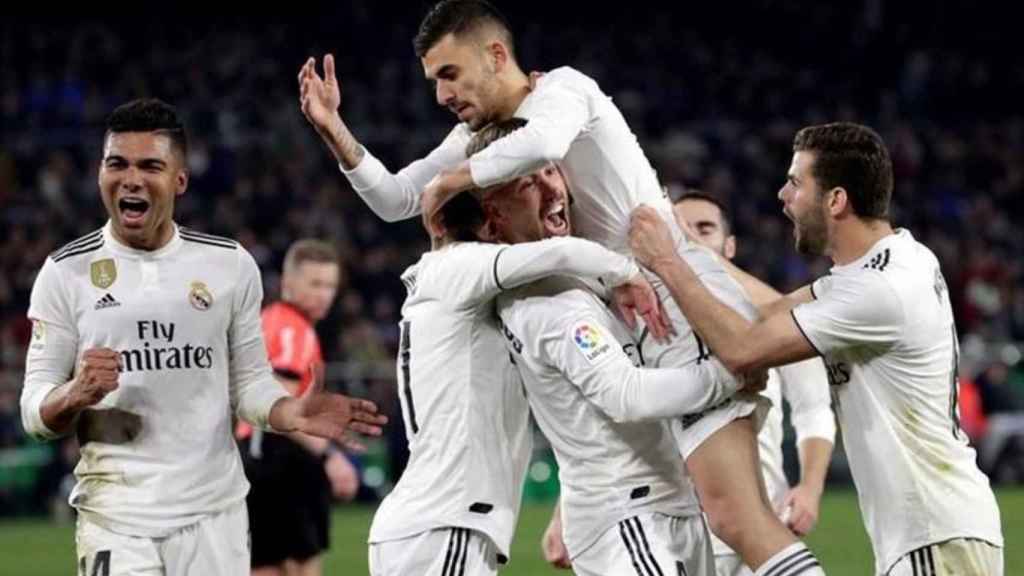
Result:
[436, 64, 457, 79]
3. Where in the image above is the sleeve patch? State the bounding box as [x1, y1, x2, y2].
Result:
[571, 320, 614, 365]
[29, 320, 46, 353]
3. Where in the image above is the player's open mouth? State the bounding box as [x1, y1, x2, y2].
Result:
[543, 200, 568, 236]
[119, 197, 150, 226]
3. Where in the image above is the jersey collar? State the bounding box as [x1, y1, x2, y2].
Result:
[102, 221, 183, 259]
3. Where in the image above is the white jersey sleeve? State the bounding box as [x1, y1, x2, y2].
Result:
[227, 249, 289, 429]
[775, 358, 835, 445]
[792, 271, 904, 356]
[469, 71, 590, 188]
[532, 304, 740, 423]
[339, 125, 472, 221]
[21, 257, 79, 440]
[418, 237, 639, 309]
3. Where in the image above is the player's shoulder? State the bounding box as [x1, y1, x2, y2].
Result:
[179, 226, 240, 251]
[179, 226, 254, 272]
[849, 229, 935, 296]
[49, 226, 105, 264]
[498, 277, 600, 327]
[545, 66, 596, 86]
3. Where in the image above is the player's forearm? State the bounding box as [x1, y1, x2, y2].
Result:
[316, 113, 365, 170]
[34, 381, 82, 438]
[499, 237, 638, 290]
[649, 256, 757, 373]
[719, 257, 782, 310]
[595, 358, 738, 423]
[267, 396, 300, 433]
[236, 377, 292, 431]
[797, 437, 833, 493]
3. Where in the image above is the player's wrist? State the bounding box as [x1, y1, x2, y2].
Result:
[268, 396, 301, 433]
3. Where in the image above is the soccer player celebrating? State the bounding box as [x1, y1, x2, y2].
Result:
[299, 2, 820, 574]
[630, 122, 1004, 575]
[672, 192, 835, 576]
[20, 99, 386, 576]
[368, 122, 665, 575]
[457, 120, 766, 575]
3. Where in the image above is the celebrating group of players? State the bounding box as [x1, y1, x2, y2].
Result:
[19, 1, 1003, 575]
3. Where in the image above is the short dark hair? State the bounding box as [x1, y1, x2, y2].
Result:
[793, 122, 893, 220]
[441, 192, 487, 242]
[283, 239, 339, 276]
[676, 190, 732, 236]
[105, 98, 188, 161]
[414, 0, 515, 59]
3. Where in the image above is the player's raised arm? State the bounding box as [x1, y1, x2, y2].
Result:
[300, 54, 470, 223]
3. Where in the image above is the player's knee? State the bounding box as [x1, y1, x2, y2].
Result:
[702, 495, 748, 545]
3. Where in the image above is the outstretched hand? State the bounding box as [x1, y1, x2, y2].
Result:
[298, 54, 342, 135]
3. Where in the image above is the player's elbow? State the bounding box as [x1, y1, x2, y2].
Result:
[718, 349, 762, 378]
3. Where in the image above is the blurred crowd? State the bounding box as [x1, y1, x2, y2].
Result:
[1, 3, 1022, 511]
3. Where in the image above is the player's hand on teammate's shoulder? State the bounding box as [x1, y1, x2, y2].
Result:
[69, 347, 121, 408]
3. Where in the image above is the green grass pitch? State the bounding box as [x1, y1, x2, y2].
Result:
[1, 488, 1019, 574]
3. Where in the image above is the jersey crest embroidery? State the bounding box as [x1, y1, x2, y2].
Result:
[91, 258, 117, 289]
[189, 281, 214, 311]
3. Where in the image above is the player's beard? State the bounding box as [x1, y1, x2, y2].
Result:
[794, 199, 829, 256]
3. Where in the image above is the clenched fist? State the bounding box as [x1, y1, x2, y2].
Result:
[69, 348, 121, 409]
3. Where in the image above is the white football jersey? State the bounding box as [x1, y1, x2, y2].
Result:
[21, 223, 289, 538]
[341, 66, 671, 254]
[710, 358, 835, 557]
[368, 237, 640, 560]
[497, 277, 746, 558]
[791, 229, 1002, 573]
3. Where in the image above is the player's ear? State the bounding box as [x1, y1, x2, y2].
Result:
[176, 169, 188, 197]
[827, 187, 849, 217]
[487, 40, 508, 73]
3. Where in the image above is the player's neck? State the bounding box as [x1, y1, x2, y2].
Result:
[830, 219, 894, 266]
[493, 69, 531, 121]
[110, 221, 176, 251]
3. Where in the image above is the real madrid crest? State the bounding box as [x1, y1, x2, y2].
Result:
[189, 281, 214, 311]
[90, 259, 117, 289]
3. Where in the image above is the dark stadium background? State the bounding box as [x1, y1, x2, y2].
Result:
[1, 3, 1021, 573]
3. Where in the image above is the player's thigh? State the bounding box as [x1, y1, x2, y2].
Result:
[714, 553, 754, 576]
[573, 513, 715, 576]
[369, 527, 499, 576]
[76, 517, 163, 576]
[681, 414, 772, 518]
[887, 539, 1003, 576]
[163, 501, 249, 576]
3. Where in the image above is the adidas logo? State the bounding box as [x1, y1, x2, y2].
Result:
[94, 293, 121, 310]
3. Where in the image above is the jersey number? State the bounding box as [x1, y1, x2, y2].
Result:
[399, 321, 420, 436]
[79, 550, 110, 576]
